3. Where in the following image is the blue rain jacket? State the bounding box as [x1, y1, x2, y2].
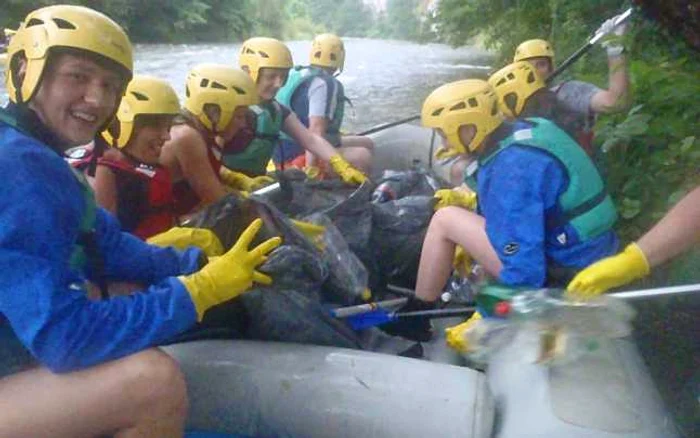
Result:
[476, 142, 618, 287]
[0, 108, 200, 373]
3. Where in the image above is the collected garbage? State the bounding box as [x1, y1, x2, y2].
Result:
[370, 167, 448, 290]
[453, 286, 637, 366]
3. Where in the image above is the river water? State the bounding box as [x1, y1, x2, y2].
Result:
[1, 38, 493, 131]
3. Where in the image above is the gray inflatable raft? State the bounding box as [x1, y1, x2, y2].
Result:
[163, 122, 679, 437]
[164, 332, 677, 437]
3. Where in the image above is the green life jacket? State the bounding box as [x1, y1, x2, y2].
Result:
[221, 101, 283, 176]
[68, 169, 98, 272]
[276, 65, 345, 146]
[466, 118, 617, 241]
[0, 108, 99, 278]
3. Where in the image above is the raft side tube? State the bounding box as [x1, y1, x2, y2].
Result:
[164, 340, 495, 438]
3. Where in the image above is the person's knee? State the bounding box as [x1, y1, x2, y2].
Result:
[120, 349, 188, 416]
[341, 147, 372, 173]
[357, 136, 374, 151]
[428, 208, 454, 236]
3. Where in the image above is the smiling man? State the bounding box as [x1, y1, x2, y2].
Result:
[0, 5, 280, 437]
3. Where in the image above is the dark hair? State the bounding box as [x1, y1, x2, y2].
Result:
[520, 88, 558, 119]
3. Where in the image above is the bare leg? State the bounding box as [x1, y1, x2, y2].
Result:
[415, 207, 502, 302]
[0, 349, 187, 438]
[339, 135, 374, 174]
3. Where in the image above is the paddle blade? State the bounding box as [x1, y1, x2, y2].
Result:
[345, 308, 397, 330]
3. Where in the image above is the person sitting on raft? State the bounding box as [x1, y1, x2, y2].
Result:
[88, 75, 180, 239]
[274, 33, 374, 175]
[0, 5, 281, 437]
[159, 64, 274, 217]
[487, 60, 596, 153]
[383, 79, 619, 344]
[222, 37, 366, 185]
[66, 74, 230, 256]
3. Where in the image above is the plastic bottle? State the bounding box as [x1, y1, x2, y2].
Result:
[371, 181, 398, 203]
[305, 213, 370, 302]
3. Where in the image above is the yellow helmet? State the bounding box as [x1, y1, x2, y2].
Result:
[513, 39, 554, 63]
[238, 37, 293, 83]
[421, 79, 502, 154]
[310, 33, 345, 73]
[102, 76, 180, 149]
[184, 64, 259, 133]
[488, 61, 545, 118]
[5, 5, 133, 104]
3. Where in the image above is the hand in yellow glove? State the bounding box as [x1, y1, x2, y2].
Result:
[291, 219, 325, 239]
[433, 189, 477, 211]
[147, 227, 224, 257]
[328, 155, 367, 185]
[566, 243, 650, 300]
[453, 245, 473, 278]
[304, 165, 321, 180]
[290, 219, 326, 250]
[445, 311, 482, 353]
[179, 219, 282, 320]
[434, 146, 461, 161]
[220, 167, 274, 192]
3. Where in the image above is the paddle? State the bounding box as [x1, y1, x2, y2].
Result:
[357, 115, 421, 136]
[546, 7, 634, 84]
[330, 297, 409, 318]
[344, 306, 476, 331]
[340, 282, 700, 330]
[354, 9, 633, 139]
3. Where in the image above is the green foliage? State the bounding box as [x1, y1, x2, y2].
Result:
[1, 0, 432, 43]
[384, 0, 421, 40]
[599, 55, 700, 241]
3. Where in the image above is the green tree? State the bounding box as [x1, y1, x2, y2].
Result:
[385, 0, 421, 40]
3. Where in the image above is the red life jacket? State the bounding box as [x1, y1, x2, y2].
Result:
[65, 144, 96, 171]
[97, 157, 175, 239]
[171, 123, 223, 216]
[66, 145, 175, 239]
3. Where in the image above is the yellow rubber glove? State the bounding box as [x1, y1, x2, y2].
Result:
[567, 243, 650, 300]
[328, 155, 367, 185]
[147, 227, 224, 257]
[179, 219, 282, 320]
[304, 166, 321, 180]
[434, 146, 460, 161]
[291, 219, 325, 239]
[433, 189, 477, 211]
[290, 219, 326, 250]
[445, 311, 482, 353]
[220, 167, 274, 192]
[453, 245, 473, 278]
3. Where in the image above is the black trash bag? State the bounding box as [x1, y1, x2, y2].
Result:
[371, 167, 444, 203]
[270, 172, 374, 253]
[369, 168, 447, 292]
[180, 193, 364, 348]
[371, 195, 436, 289]
[301, 214, 370, 306]
[241, 286, 360, 348]
[185, 193, 312, 252]
[258, 170, 381, 297]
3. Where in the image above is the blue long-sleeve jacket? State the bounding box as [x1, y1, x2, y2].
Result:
[477, 145, 618, 287]
[0, 118, 200, 373]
